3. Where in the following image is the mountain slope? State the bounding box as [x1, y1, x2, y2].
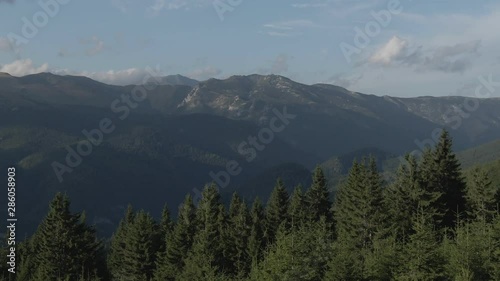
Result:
[2, 72, 500, 236]
[0, 105, 318, 236]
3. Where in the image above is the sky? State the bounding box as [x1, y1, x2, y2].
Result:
[0, 0, 499, 97]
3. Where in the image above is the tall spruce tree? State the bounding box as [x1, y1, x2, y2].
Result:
[334, 160, 384, 248]
[154, 195, 197, 281]
[331, 159, 386, 279]
[31, 193, 103, 281]
[108, 204, 135, 280]
[264, 178, 289, 245]
[247, 197, 265, 267]
[384, 154, 439, 241]
[227, 193, 251, 277]
[305, 166, 332, 223]
[465, 168, 497, 223]
[121, 210, 160, 281]
[159, 204, 174, 247]
[180, 184, 226, 278]
[396, 206, 445, 281]
[420, 130, 467, 230]
[288, 185, 307, 230]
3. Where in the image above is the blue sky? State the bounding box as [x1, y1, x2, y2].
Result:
[0, 0, 499, 97]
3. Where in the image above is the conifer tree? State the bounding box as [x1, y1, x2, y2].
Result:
[250, 218, 332, 281]
[331, 159, 387, 279]
[154, 195, 196, 281]
[305, 166, 332, 223]
[330, 161, 366, 280]
[226, 193, 251, 277]
[365, 157, 385, 235]
[288, 185, 307, 230]
[491, 214, 500, 280]
[31, 193, 103, 281]
[264, 178, 289, 245]
[362, 233, 399, 281]
[247, 197, 265, 267]
[334, 160, 384, 248]
[179, 184, 228, 278]
[384, 154, 434, 241]
[396, 206, 445, 281]
[108, 205, 135, 280]
[120, 210, 160, 281]
[155, 204, 174, 267]
[420, 130, 467, 230]
[16, 234, 39, 281]
[465, 168, 497, 223]
[443, 219, 495, 281]
[159, 204, 174, 243]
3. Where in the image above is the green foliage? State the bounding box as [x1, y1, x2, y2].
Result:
[226, 193, 251, 277]
[28, 193, 103, 281]
[108, 206, 161, 281]
[180, 184, 227, 277]
[154, 195, 196, 281]
[334, 159, 384, 249]
[305, 166, 332, 223]
[121, 211, 160, 281]
[396, 207, 445, 281]
[443, 220, 496, 280]
[14, 132, 500, 280]
[288, 185, 307, 230]
[465, 168, 497, 222]
[247, 198, 265, 267]
[384, 154, 424, 241]
[419, 130, 467, 230]
[491, 215, 500, 280]
[264, 178, 289, 245]
[250, 219, 332, 281]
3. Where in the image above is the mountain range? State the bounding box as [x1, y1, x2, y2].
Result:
[1, 72, 499, 236]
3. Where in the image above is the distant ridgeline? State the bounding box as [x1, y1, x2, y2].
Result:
[2, 131, 499, 281]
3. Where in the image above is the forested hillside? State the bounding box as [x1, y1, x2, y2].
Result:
[2, 131, 499, 281]
[3, 73, 500, 237]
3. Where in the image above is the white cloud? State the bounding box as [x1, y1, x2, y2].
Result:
[55, 68, 163, 85]
[262, 20, 322, 37]
[369, 36, 409, 65]
[0, 59, 49, 76]
[0, 59, 175, 86]
[367, 36, 481, 74]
